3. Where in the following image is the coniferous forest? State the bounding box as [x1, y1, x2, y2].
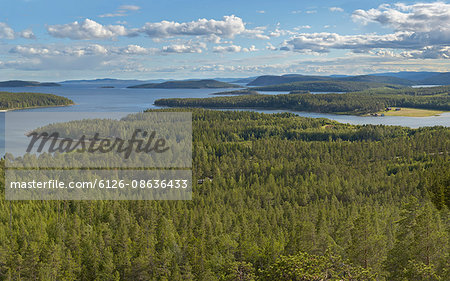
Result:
[155, 86, 450, 115]
[0, 109, 449, 280]
[0, 92, 73, 110]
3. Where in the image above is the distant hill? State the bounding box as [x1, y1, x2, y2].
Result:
[371, 71, 439, 81]
[128, 79, 241, 89]
[0, 80, 61, 87]
[252, 81, 404, 92]
[337, 75, 414, 86]
[247, 74, 413, 86]
[247, 75, 331, 86]
[60, 78, 166, 86]
[230, 77, 259, 84]
[418, 72, 450, 85]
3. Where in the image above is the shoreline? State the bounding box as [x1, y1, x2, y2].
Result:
[0, 103, 76, 112]
[155, 104, 448, 118]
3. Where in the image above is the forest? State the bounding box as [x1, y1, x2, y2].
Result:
[0, 109, 449, 280]
[0, 92, 73, 110]
[155, 86, 450, 115]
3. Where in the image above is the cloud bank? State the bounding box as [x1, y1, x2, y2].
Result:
[281, 2, 450, 59]
[46, 15, 267, 40]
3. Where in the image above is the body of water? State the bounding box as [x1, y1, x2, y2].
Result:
[0, 83, 448, 151]
[1, 83, 448, 125]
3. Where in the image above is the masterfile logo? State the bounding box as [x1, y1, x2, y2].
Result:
[5, 111, 192, 200]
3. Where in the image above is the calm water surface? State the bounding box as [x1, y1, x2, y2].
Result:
[0, 83, 448, 154]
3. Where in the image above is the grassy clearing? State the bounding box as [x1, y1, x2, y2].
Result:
[378, 107, 446, 117]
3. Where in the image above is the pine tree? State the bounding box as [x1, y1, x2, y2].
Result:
[347, 208, 385, 270]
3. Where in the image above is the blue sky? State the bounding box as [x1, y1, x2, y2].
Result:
[0, 0, 449, 80]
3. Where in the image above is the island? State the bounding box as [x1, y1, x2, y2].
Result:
[0, 92, 74, 111]
[127, 79, 241, 89]
[154, 85, 450, 116]
[0, 80, 61, 87]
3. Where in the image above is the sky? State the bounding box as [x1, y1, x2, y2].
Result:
[0, 0, 449, 81]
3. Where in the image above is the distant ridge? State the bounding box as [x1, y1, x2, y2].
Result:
[60, 78, 166, 85]
[252, 81, 404, 92]
[0, 80, 61, 87]
[247, 74, 414, 86]
[418, 72, 450, 85]
[370, 71, 439, 81]
[128, 79, 241, 89]
[247, 74, 331, 86]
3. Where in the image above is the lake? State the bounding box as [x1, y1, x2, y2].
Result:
[0, 83, 449, 154]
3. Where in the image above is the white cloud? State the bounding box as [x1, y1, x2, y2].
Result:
[329, 7, 344, 12]
[118, 5, 141, 11]
[119, 44, 155, 55]
[0, 23, 35, 39]
[140, 15, 248, 39]
[306, 10, 317, 14]
[0, 23, 16, 39]
[281, 31, 417, 53]
[293, 25, 311, 31]
[99, 5, 141, 18]
[257, 10, 265, 14]
[269, 26, 297, 37]
[213, 44, 258, 53]
[46, 15, 269, 41]
[162, 42, 206, 53]
[291, 10, 302, 14]
[18, 29, 36, 39]
[266, 42, 277, 51]
[352, 2, 450, 33]
[281, 2, 450, 59]
[47, 19, 132, 39]
[99, 13, 126, 18]
[400, 46, 450, 59]
[10, 46, 53, 56]
[10, 44, 156, 57]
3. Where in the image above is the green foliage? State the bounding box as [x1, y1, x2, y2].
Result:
[0, 109, 449, 280]
[211, 89, 260, 96]
[155, 86, 450, 114]
[385, 198, 448, 280]
[221, 261, 256, 281]
[260, 252, 376, 280]
[0, 92, 73, 110]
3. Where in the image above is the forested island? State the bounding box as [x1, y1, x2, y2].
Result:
[211, 89, 260, 95]
[155, 86, 450, 115]
[0, 80, 61, 87]
[128, 79, 240, 89]
[0, 92, 73, 110]
[1, 109, 448, 280]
